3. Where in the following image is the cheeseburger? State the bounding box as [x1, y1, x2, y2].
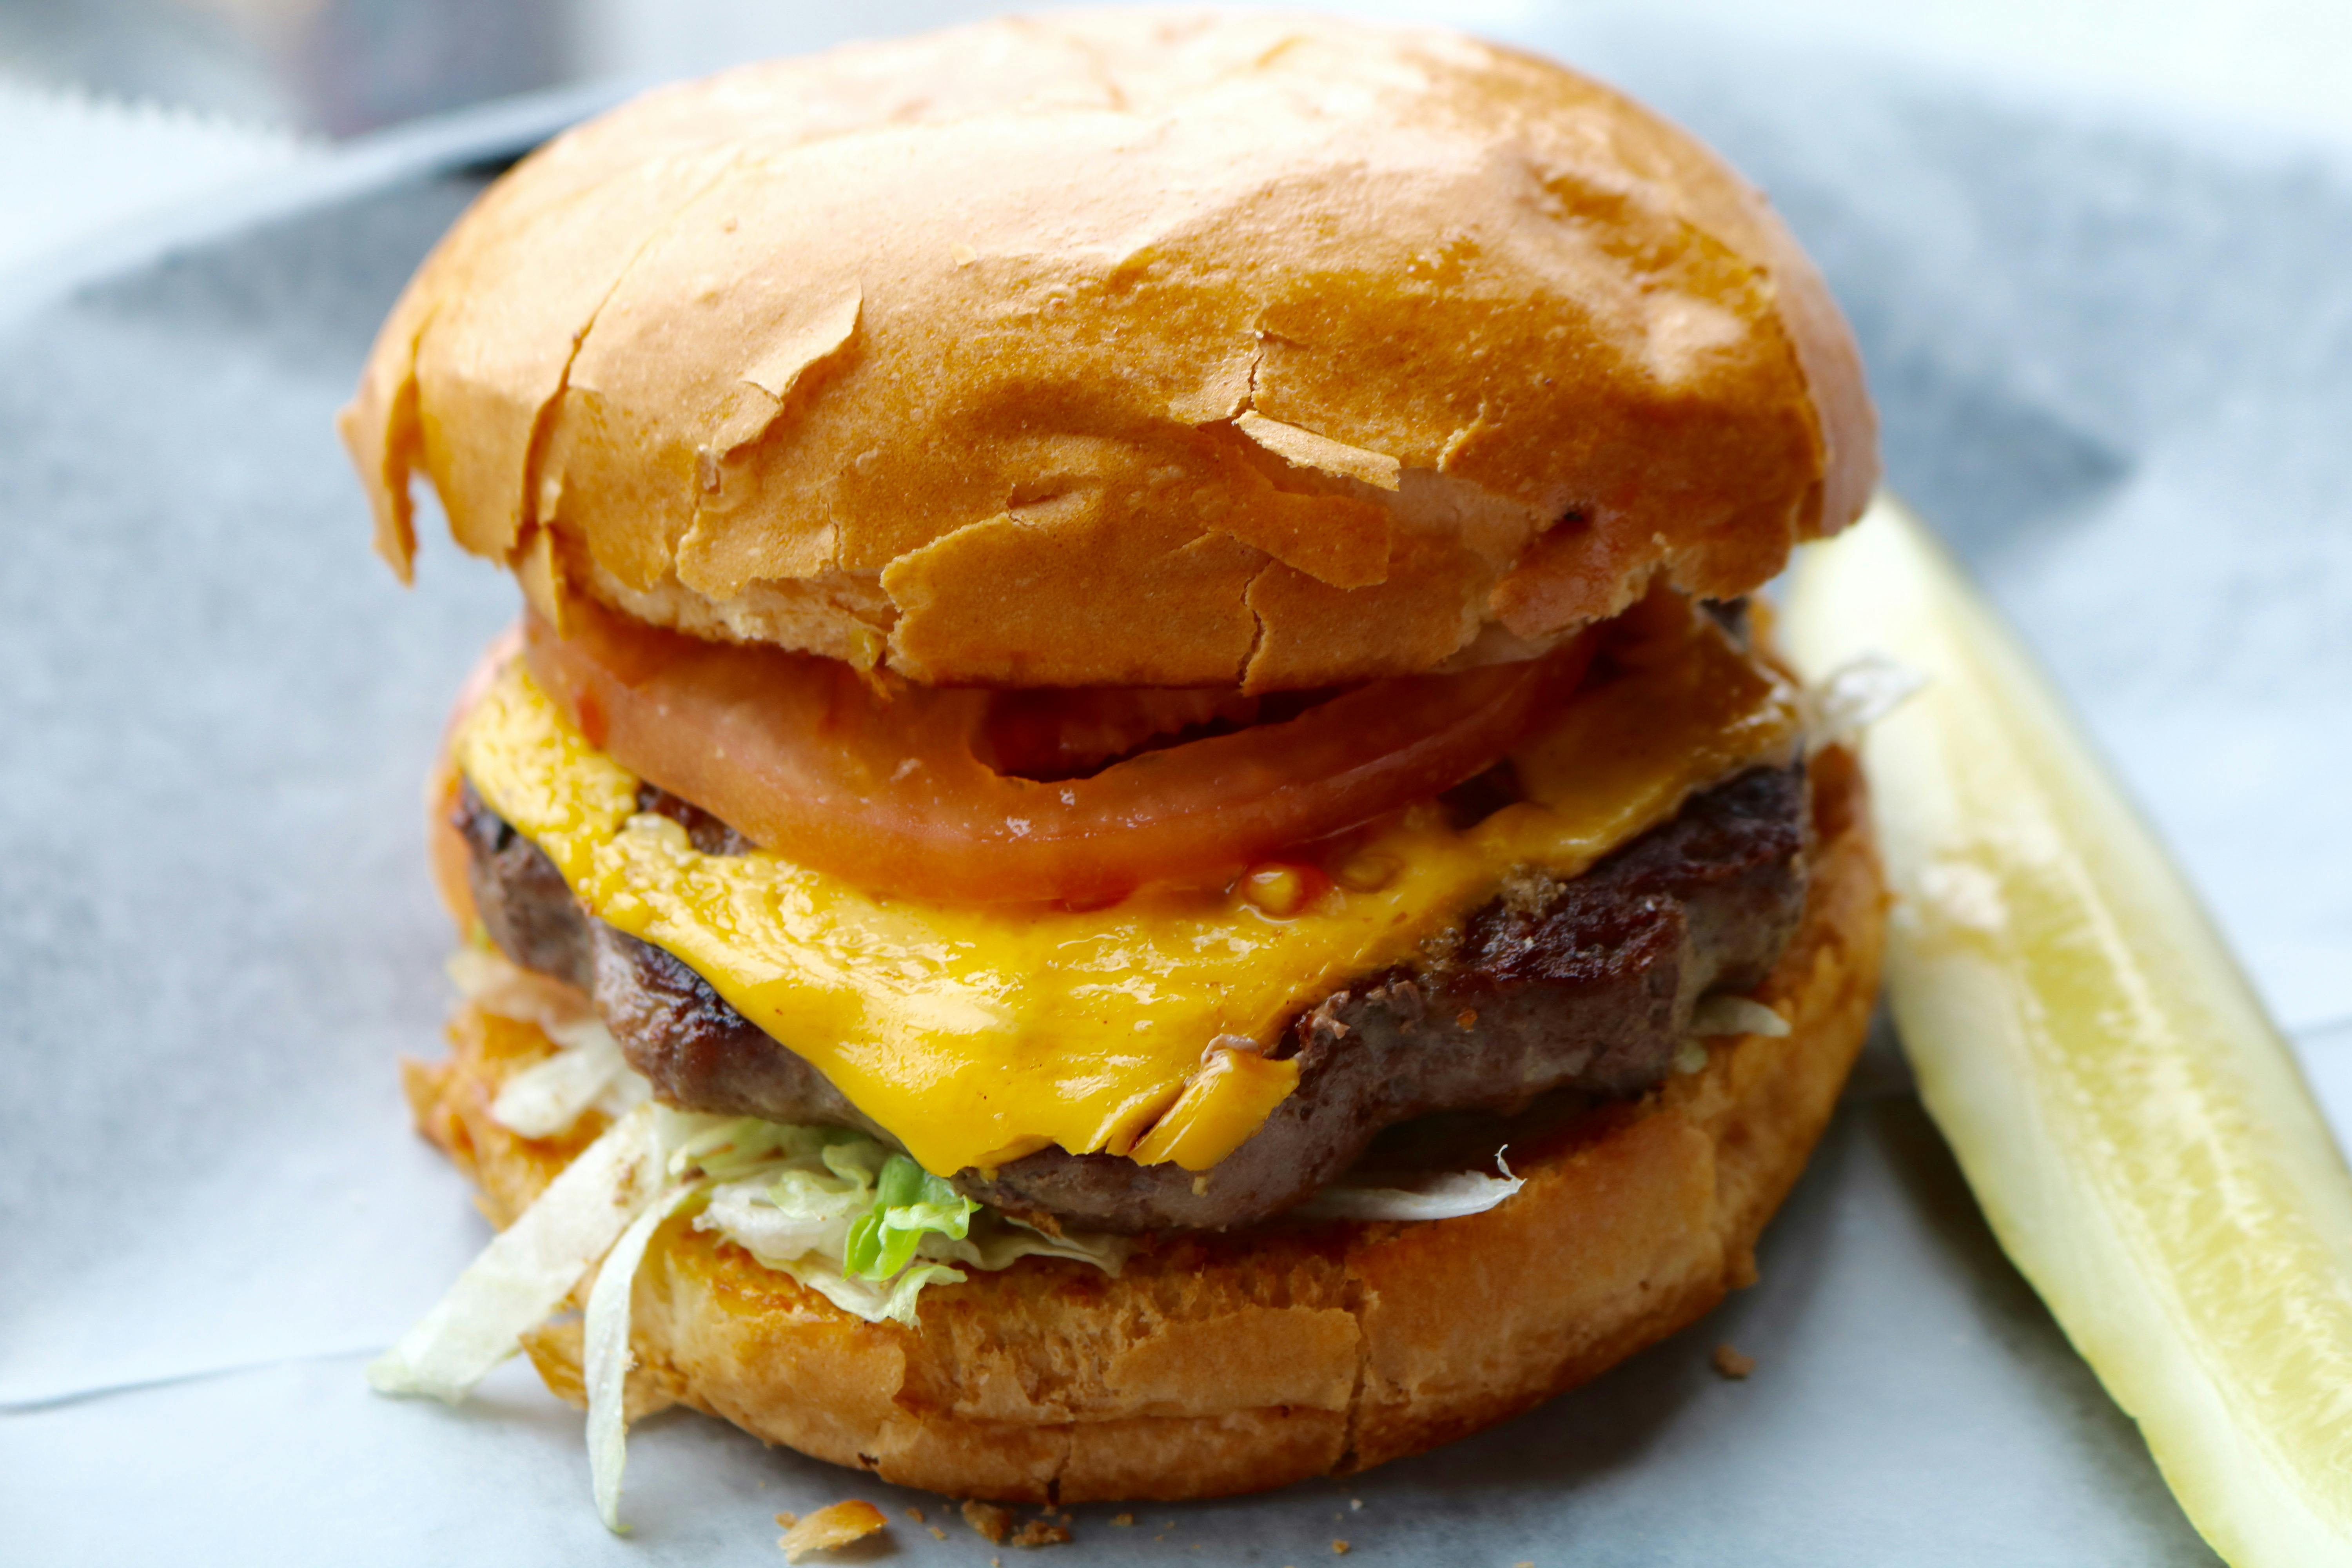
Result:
[350, 10, 1885, 1524]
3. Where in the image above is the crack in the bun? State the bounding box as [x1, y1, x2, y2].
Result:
[1230, 337, 1278, 687]
[1236, 559, 1279, 687]
[512, 152, 745, 569]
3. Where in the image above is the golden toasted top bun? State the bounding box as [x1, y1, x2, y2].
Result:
[345, 9, 1876, 690]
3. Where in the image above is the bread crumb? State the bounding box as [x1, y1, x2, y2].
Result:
[963, 1499, 1014, 1543]
[1011, 1517, 1072, 1548]
[928, 1526, 947, 1541]
[775, 1513, 796, 1529]
[777, 1500, 887, 1561]
[1712, 1342, 1757, 1379]
[1349, 1499, 1363, 1511]
[1111, 1513, 1135, 1527]
[905, 1505, 924, 1523]
[1333, 1541, 1351, 1555]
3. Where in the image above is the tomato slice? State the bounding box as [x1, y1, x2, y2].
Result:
[521, 599, 1593, 906]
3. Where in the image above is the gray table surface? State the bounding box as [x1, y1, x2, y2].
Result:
[3, 19, 2348, 1564]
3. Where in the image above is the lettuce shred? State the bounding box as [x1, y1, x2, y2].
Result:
[684, 1116, 1129, 1328]
[1295, 1154, 1525, 1221]
[1688, 993, 1791, 1040]
[367, 1103, 658, 1402]
[373, 1097, 1125, 1532]
[446, 947, 649, 1138]
[584, 1182, 698, 1532]
[489, 1016, 648, 1138]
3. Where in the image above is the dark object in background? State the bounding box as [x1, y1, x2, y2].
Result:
[0, 0, 571, 134]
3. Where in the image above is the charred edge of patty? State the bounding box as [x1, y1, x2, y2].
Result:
[962, 761, 1809, 1231]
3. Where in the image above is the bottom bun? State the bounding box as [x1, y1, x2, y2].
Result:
[403, 747, 1883, 1503]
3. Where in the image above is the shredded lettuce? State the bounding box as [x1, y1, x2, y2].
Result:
[689, 1126, 1126, 1327]
[844, 1154, 978, 1279]
[585, 1181, 699, 1533]
[445, 946, 590, 1031]
[367, 1103, 658, 1401]
[1689, 994, 1791, 1039]
[797, 1260, 972, 1326]
[653, 1110, 849, 1181]
[375, 1095, 1127, 1532]
[953, 1214, 1129, 1272]
[1296, 1153, 1524, 1221]
[1681, 993, 1793, 1070]
[446, 946, 652, 1138]
[490, 1017, 649, 1138]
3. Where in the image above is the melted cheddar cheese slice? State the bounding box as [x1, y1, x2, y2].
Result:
[455, 595, 1800, 1178]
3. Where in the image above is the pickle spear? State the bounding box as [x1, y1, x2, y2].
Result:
[1784, 494, 2352, 1567]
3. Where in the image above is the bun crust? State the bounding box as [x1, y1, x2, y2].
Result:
[401, 746, 1882, 1501]
[345, 10, 1875, 690]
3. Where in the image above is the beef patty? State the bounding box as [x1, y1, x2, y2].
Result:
[454, 762, 1810, 1232]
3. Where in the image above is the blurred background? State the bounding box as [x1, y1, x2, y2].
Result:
[4, 0, 2352, 281]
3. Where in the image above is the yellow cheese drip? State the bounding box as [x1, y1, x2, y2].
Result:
[455, 595, 1799, 1178]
